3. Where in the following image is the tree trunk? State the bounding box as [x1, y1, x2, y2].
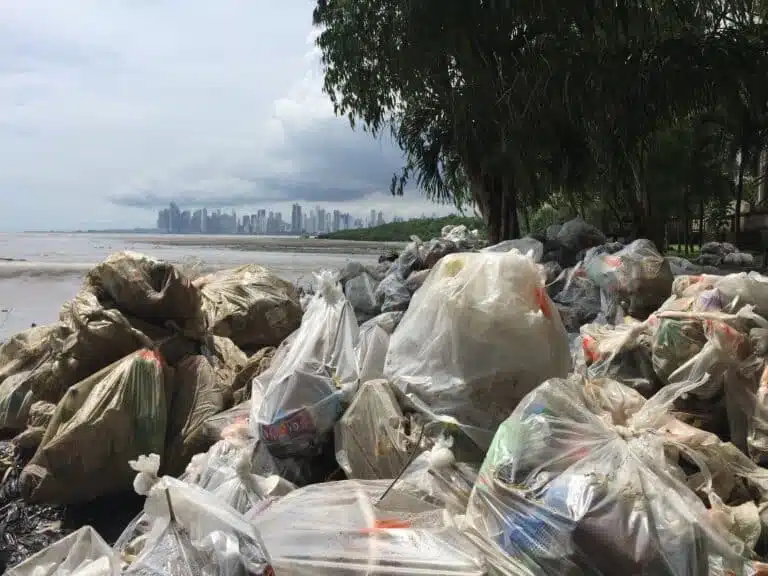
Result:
[484, 172, 502, 244]
[699, 197, 705, 248]
[682, 186, 690, 256]
[734, 148, 746, 245]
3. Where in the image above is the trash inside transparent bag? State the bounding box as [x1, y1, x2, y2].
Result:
[586, 239, 673, 320]
[7, 526, 119, 576]
[251, 270, 359, 454]
[580, 320, 661, 397]
[248, 479, 488, 575]
[464, 375, 759, 576]
[115, 469, 272, 576]
[335, 379, 418, 480]
[384, 251, 570, 451]
[393, 435, 478, 516]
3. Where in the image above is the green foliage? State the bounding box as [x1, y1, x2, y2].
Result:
[321, 215, 485, 242]
[314, 0, 768, 247]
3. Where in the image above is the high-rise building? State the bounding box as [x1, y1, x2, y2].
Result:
[377, 211, 385, 226]
[291, 203, 303, 234]
[332, 210, 341, 233]
[316, 208, 326, 233]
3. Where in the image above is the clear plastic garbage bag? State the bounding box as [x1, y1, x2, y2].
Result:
[251, 271, 359, 457]
[21, 349, 168, 505]
[210, 450, 295, 514]
[392, 435, 478, 516]
[247, 479, 488, 575]
[581, 321, 662, 397]
[182, 423, 253, 493]
[384, 251, 570, 451]
[586, 239, 673, 320]
[116, 457, 273, 576]
[7, 526, 119, 576]
[464, 375, 758, 575]
[334, 379, 418, 480]
[714, 272, 768, 317]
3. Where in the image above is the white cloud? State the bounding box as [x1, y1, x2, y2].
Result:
[0, 0, 451, 231]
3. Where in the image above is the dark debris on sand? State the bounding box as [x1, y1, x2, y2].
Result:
[0, 440, 143, 572]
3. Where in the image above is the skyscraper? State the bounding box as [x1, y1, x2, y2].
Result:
[291, 203, 303, 234]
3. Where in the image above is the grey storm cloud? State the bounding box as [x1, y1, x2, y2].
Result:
[110, 116, 407, 209]
[109, 178, 387, 208]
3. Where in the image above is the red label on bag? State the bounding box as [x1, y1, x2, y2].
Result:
[535, 287, 552, 319]
[260, 408, 315, 443]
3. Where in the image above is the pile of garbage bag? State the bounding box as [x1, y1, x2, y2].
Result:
[7, 223, 768, 575]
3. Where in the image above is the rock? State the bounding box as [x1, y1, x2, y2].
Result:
[698, 253, 723, 267]
[359, 312, 404, 335]
[344, 271, 381, 319]
[375, 273, 411, 313]
[541, 261, 563, 285]
[546, 224, 562, 242]
[404, 269, 431, 293]
[423, 238, 460, 268]
[556, 218, 606, 255]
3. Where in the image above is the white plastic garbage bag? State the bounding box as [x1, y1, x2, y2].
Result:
[248, 479, 488, 575]
[251, 270, 359, 458]
[356, 323, 390, 384]
[7, 526, 119, 576]
[116, 457, 273, 575]
[384, 251, 569, 450]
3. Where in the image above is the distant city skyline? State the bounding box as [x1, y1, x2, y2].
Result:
[156, 202, 428, 235]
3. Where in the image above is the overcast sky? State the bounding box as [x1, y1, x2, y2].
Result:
[0, 0, 457, 231]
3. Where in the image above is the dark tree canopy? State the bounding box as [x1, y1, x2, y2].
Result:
[314, 0, 768, 246]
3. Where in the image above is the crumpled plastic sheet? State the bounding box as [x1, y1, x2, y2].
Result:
[7, 525, 119, 576]
[464, 375, 760, 575]
[384, 251, 570, 452]
[247, 479, 488, 575]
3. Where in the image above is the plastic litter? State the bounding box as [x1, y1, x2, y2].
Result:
[6, 526, 119, 576]
[116, 457, 273, 575]
[385, 251, 570, 450]
[335, 379, 418, 480]
[464, 376, 758, 575]
[194, 264, 302, 352]
[248, 479, 488, 575]
[251, 271, 358, 461]
[586, 239, 674, 320]
[20, 349, 168, 505]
